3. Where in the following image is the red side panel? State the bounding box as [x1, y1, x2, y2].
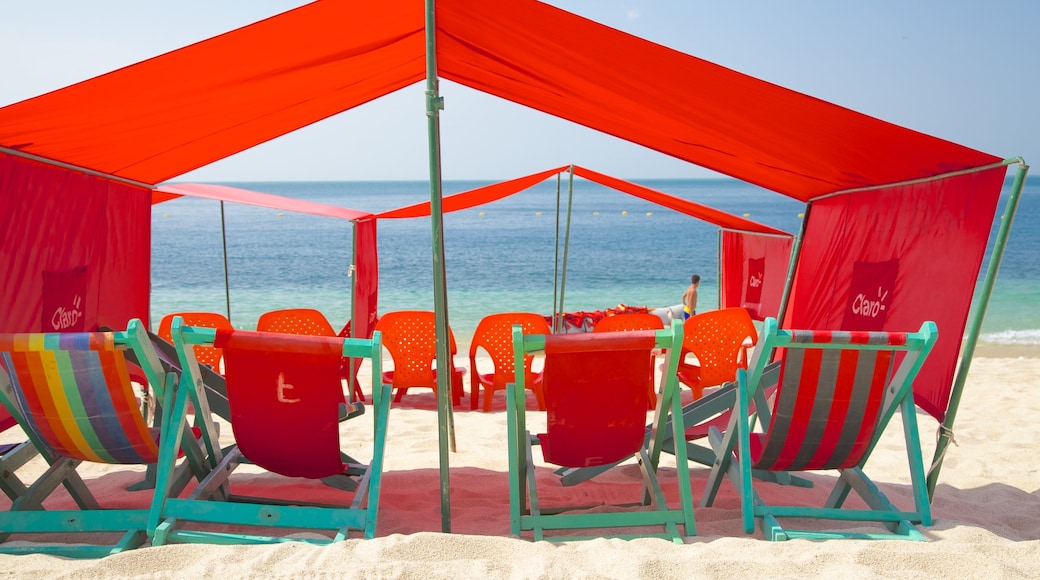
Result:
[782, 167, 1006, 420]
[720, 231, 794, 320]
[0, 153, 149, 332]
[353, 218, 379, 339]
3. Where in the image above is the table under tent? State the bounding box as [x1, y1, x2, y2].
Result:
[0, 0, 1027, 532]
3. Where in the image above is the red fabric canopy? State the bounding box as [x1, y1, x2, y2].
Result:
[156, 183, 373, 221]
[0, 0, 1001, 197]
[376, 166, 568, 219]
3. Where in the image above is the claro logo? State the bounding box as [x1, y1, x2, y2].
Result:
[51, 295, 84, 330]
[748, 273, 763, 288]
[850, 287, 888, 319]
[841, 259, 898, 331]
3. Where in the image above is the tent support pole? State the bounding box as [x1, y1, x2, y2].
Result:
[424, 0, 453, 533]
[927, 158, 1028, 499]
[556, 166, 576, 329]
[774, 203, 811, 328]
[219, 201, 232, 324]
[348, 220, 359, 401]
[552, 173, 562, 332]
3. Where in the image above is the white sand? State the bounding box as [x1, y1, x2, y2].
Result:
[1, 354, 1038, 578]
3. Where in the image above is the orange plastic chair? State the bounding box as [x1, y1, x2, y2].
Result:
[157, 312, 232, 372]
[593, 313, 665, 408]
[676, 307, 758, 400]
[373, 310, 465, 405]
[469, 312, 551, 412]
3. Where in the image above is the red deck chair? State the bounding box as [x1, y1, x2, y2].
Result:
[374, 310, 465, 405]
[701, 318, 939, 541]
[153, 323, 391, 544]
[469, 312, 551, 412]
[593, 312, 665, 409]
[507, 322, 695, 542]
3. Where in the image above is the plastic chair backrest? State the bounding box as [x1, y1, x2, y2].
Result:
[681, 308, 758, 389]
[158, 312, 231, 371]
[592, 313, 664, 333]
[470, 313, 551, 388]
[256, 308, 336, 336]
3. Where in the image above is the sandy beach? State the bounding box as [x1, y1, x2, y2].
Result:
[1, 349, 1038, 579]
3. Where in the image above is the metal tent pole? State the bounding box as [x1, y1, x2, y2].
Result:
[552, 173, 561, 332]
[556, 166, 576, 328]
[424, 0, 454, 533]
[927, 158, 1028, 499]
[219, 200, 232, 324]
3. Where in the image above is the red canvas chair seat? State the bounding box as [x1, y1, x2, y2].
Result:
[214, 329, 346, 479]
[539, 331, 656, 467]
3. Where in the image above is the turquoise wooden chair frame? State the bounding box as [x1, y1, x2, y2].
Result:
[151, 318, 391, 545]
[507, 319, 695, 543]
[0, 319, 220, 557]
[701, 317, 938, 541]
[0, 406, 38, 502]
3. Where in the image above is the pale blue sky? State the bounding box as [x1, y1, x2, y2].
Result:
[1, 1, 1035, 181]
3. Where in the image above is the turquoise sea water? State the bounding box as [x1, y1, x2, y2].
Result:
[151, 176, 1039, 349]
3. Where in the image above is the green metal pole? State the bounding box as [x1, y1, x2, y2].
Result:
[926, 159, 1028, 499]
[424, 0, 454, 533]
[348, 220, 359, 401]
[219, 201, 232, 325]
[552, 173, 562, 332]
[774, 202, 809, 328]
[557, 166, 576, 327]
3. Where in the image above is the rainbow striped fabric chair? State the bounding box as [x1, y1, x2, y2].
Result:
[701, 317, 938, 541]
[0, 320, 221, 557]
[507, 320, 695, 543]
[151, 317, 391, 545]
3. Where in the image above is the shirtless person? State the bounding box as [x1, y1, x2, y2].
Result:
[682, 274, 700, 319]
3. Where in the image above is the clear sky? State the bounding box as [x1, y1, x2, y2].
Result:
[1, 1, 1036, 182]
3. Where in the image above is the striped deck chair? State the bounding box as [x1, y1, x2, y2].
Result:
[701, 317, 939, 541]
[0, 320, 221, 557]
[507, 320, 695, 543]
[152, 318, 391, 545]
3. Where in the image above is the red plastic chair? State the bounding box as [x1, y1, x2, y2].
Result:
[158, 312, 232, 372]
[373, 310, 465, 405]
[676, 308, 757, 401]
[593, 312, 665, 409]
[469, 312, 551, 412]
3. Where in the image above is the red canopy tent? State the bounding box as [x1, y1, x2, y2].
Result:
[0, 0, 1027, 513]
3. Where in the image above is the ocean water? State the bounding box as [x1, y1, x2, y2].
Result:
[151, 176, 1039, 349]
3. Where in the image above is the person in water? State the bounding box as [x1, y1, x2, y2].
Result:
[682, 274, 700, 319]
